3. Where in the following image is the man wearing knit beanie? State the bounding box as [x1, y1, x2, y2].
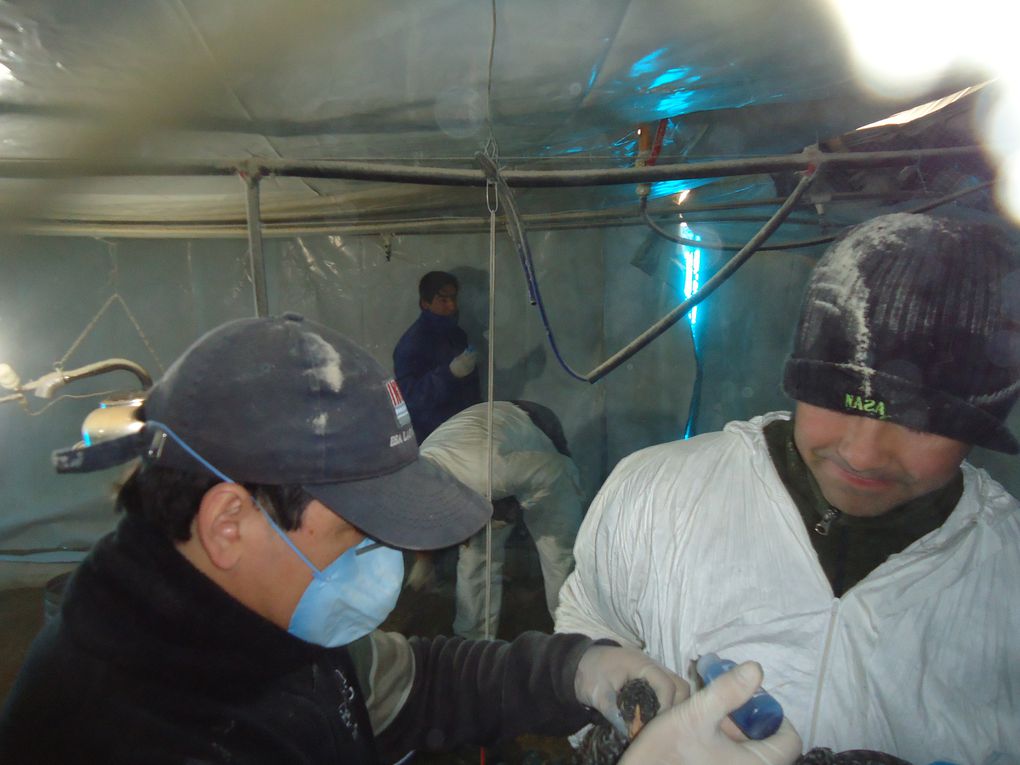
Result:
[783, 213, 1019, 519]
[557, 212, 1020, 765]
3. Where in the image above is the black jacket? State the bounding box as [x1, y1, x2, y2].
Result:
[0, 514, 594, 764]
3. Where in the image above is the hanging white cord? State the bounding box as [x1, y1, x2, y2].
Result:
[480, 0, 499, 644]
[482, 177, 498, 640]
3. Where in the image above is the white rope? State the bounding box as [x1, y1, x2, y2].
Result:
[483, 177, 498, 640]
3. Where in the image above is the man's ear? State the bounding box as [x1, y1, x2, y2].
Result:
[193, 483, 252, 571]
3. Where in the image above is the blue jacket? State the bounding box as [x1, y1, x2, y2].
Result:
[393, 310, 481, 442]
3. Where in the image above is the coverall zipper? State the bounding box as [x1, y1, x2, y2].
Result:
[814, 507, 840, 536]
[806, 599, 840, 749]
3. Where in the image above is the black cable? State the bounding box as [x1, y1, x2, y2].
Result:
[477, 152, 538, 304]
[586, 167, 820, 383]
[476, 155, 823, 385]
[476, 153, 588, 382]
[640, 179, 994, 252]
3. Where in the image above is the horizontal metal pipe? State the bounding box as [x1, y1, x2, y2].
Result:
[0, 145, 984, 187]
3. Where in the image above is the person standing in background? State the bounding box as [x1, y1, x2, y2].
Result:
[393, 271, 481, 443]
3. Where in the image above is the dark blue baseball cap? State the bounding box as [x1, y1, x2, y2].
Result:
[57, 313, 491, 550]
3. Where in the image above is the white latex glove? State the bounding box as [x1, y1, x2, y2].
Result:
[618, 660, 802, 765]
[574, 645, 690, 737]
[448, 347, 477, 378]
[404, 552, 436, 592]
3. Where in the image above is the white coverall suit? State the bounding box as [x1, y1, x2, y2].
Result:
[556, 413, 1020, 765]
[420, 401, 584, 640]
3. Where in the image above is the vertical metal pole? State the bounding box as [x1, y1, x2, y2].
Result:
[242, 172, 269, 317]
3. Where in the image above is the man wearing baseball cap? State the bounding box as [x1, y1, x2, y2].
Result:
[0, 313, 799, 765]
[556, 213, 1020, 765]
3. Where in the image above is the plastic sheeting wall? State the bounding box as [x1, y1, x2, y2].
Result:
[0, 226, 639, 583]
[2, 225, 1019, 587]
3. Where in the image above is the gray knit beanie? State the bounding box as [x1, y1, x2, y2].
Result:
[783, 212, 1020, 453]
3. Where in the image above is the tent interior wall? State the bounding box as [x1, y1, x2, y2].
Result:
[3, 201, 1019, 582]
[0, 221, 796, 569]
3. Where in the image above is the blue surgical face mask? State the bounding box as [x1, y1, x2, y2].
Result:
[287, 538, 404, 647]
[145, 421, 405, 648]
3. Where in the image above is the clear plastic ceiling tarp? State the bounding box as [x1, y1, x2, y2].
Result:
[0, 0, 992, 231]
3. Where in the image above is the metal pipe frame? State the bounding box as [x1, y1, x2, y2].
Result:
[0, 145, 984, 187]
[242, 172, 270, 317]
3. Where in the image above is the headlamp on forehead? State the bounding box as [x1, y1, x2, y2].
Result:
[53, 393, 150, 474]
[80, 394, 146, 447]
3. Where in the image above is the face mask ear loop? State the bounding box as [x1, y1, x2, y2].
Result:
[145, 420, 324, 577]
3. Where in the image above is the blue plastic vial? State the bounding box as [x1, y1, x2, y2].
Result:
[695, 653, 784, 740]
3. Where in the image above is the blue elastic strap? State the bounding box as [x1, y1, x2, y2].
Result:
[145, 420, 323, 576]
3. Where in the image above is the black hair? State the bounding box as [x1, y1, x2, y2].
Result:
[116, 463, 314, 542]
[418, 271, 458, 305]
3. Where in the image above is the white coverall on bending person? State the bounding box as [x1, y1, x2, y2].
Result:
[419, 400, 584, 639]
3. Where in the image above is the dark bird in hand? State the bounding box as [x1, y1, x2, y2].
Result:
[575, 678, 660, 765]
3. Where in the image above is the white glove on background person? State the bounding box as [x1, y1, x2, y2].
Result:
[574, 645, 690, 736]
[404, 552, 437, 592]
[618, 660, 802, 765]
[448, 347, 477, 378]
